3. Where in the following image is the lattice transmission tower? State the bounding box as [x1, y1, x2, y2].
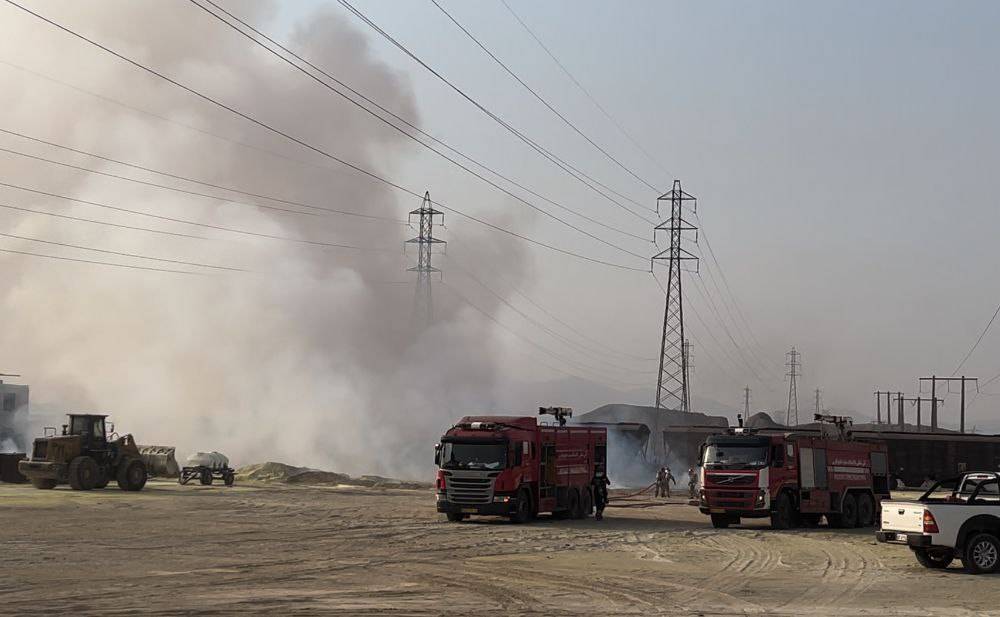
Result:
[405, 191, 445, 327]
[785, 347, 801, 425]
[652, 180, 698, 412]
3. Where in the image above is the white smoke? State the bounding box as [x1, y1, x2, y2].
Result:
[0, 1, 527, 478]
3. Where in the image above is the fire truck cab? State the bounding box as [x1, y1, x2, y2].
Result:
[698, 416, 890, 529]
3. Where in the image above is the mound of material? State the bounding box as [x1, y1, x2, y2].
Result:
[236, 462, 429, 489]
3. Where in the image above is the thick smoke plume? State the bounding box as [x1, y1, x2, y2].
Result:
[0, 1, 526, 478]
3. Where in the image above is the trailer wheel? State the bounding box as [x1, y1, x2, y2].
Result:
[446, 512, 467, 523]
[856, 492, 875, 527]
[914, 548, 953, 569]
[199, 468, 213, 486]
[771, 492, 796, 529]
[68, 456, 99, 491]
[31, 478, 57, 490]
[224, 472, 235, 487]
[711, 514, 733, 529]
[962, 532, 1000, 574]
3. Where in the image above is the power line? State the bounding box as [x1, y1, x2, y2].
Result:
[440, 280, 648, 389]
[188, 0, 651, 245]
[499, 0, 671, 181]
[0, 246, 198, 276]
[335, 0, 655, 221]
[689, 272, 765, 384]
[0, 201, 210, 241]
[0, 182, 396, 253]
[3, 0, 647, 273]
[0, 139, 400, 222]
[430, 0, 660, 194]
[953, 300, 1000, 376]
[0, 230, 243, 272]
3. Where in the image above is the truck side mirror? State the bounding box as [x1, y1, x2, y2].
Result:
[433, 443, 441, 466]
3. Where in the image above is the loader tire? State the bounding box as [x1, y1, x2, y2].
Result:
[95, 466, 110, 489]
[117, 459, 147, 492]
[199, 468, 213, 486]
[31, 478, 57, 490]
[68, 456, 99, 491]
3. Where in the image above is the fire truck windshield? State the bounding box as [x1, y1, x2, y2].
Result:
[702, 444, 769, 469]
[441, 442, 507, 470]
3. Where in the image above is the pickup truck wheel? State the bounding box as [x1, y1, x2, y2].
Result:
[771, 492, 796, 529]
[856, 493, 875, 527]
[963, 532, 1000, 574]
[914, 548, 953, 569]
[510, 490, 532, 524]
[711, 514, 732, 529]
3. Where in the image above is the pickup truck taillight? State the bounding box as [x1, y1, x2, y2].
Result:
[922, 510, 939, 534]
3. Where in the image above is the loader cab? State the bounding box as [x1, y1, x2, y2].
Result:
[65, 414, 109, 451]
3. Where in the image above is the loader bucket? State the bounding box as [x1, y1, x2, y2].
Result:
[139, 445, 180, 478]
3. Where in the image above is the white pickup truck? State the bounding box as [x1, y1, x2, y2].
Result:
[877, 472, 1000, 574]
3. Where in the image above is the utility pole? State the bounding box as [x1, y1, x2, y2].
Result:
[785, 347, 800, 426]
[405, 191, 445, 327]
[910, 395, 943, 431]
[652, 180, 697, 412]
[814, 388, 822, 416]
[919, 376, 978, 433]
[744, 386, 751, 417]
[874, 390, 892, 424]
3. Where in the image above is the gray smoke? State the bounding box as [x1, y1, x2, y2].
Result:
[0, 1, 527, 478]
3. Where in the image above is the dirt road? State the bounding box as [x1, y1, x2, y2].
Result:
[0, 481, 992, 615]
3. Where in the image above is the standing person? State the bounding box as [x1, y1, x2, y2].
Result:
[655, 466, 667, 498]
[687, 466, 698, 500]
[593, 472, 610, 521]
[664, 466, 677, 498]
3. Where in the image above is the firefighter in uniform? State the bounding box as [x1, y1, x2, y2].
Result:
[593, 472, 610, 521]
[655, 466, 676, 498]
[687, 466, 698, 500]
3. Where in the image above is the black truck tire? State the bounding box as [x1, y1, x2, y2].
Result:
[68, 456, 99, 491]
[117, 459, 147, 491]
[914, 548, 953, 569]
[569, 488, 583, 519]
[224, 472, 235, 487]
[510, 489, 533, 524]
[771, 492, 796, 529]
[94, 467, 110, 489]
[31, 478, 57, 490]
[962, 532, 1000, 574]
[840, 493, 859, 528]
[446, 512, 467, 523]
[711, 514, 733, 529]
[580, 487, 593, 518]
[856, 493, 875, 527]
[200, 468, 213, 486]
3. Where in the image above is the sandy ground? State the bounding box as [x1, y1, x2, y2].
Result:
[0, 481, 994, 616]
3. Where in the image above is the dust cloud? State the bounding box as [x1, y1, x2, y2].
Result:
[0, 1, 526, 478]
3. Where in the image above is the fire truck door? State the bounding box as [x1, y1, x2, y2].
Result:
[798, 447, 830, 512]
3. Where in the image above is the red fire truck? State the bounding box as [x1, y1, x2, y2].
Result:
[698, 415, 890, 529]
[434, 408, 607, 523]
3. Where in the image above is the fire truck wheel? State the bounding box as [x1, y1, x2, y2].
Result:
[800, 514, 822, 527]
[856, 492, 875, 527]
[569, 488, 584, 519]
[839, 493, 859, 528]
[770, 492, 796, 529]
[711, 514, 733, 529]
[510, 490, 532, 524]
[963, 533, 1000, 574]
[913, 548, 953, 569]
[580, 488, 593, 518]
[446, 512, 467, 523]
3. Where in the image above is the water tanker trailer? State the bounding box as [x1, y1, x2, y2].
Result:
[179, 451, 235, 486]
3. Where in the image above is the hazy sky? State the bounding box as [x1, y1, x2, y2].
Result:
[292, 0, 1000, 425]
[2, 0, 999, 465]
